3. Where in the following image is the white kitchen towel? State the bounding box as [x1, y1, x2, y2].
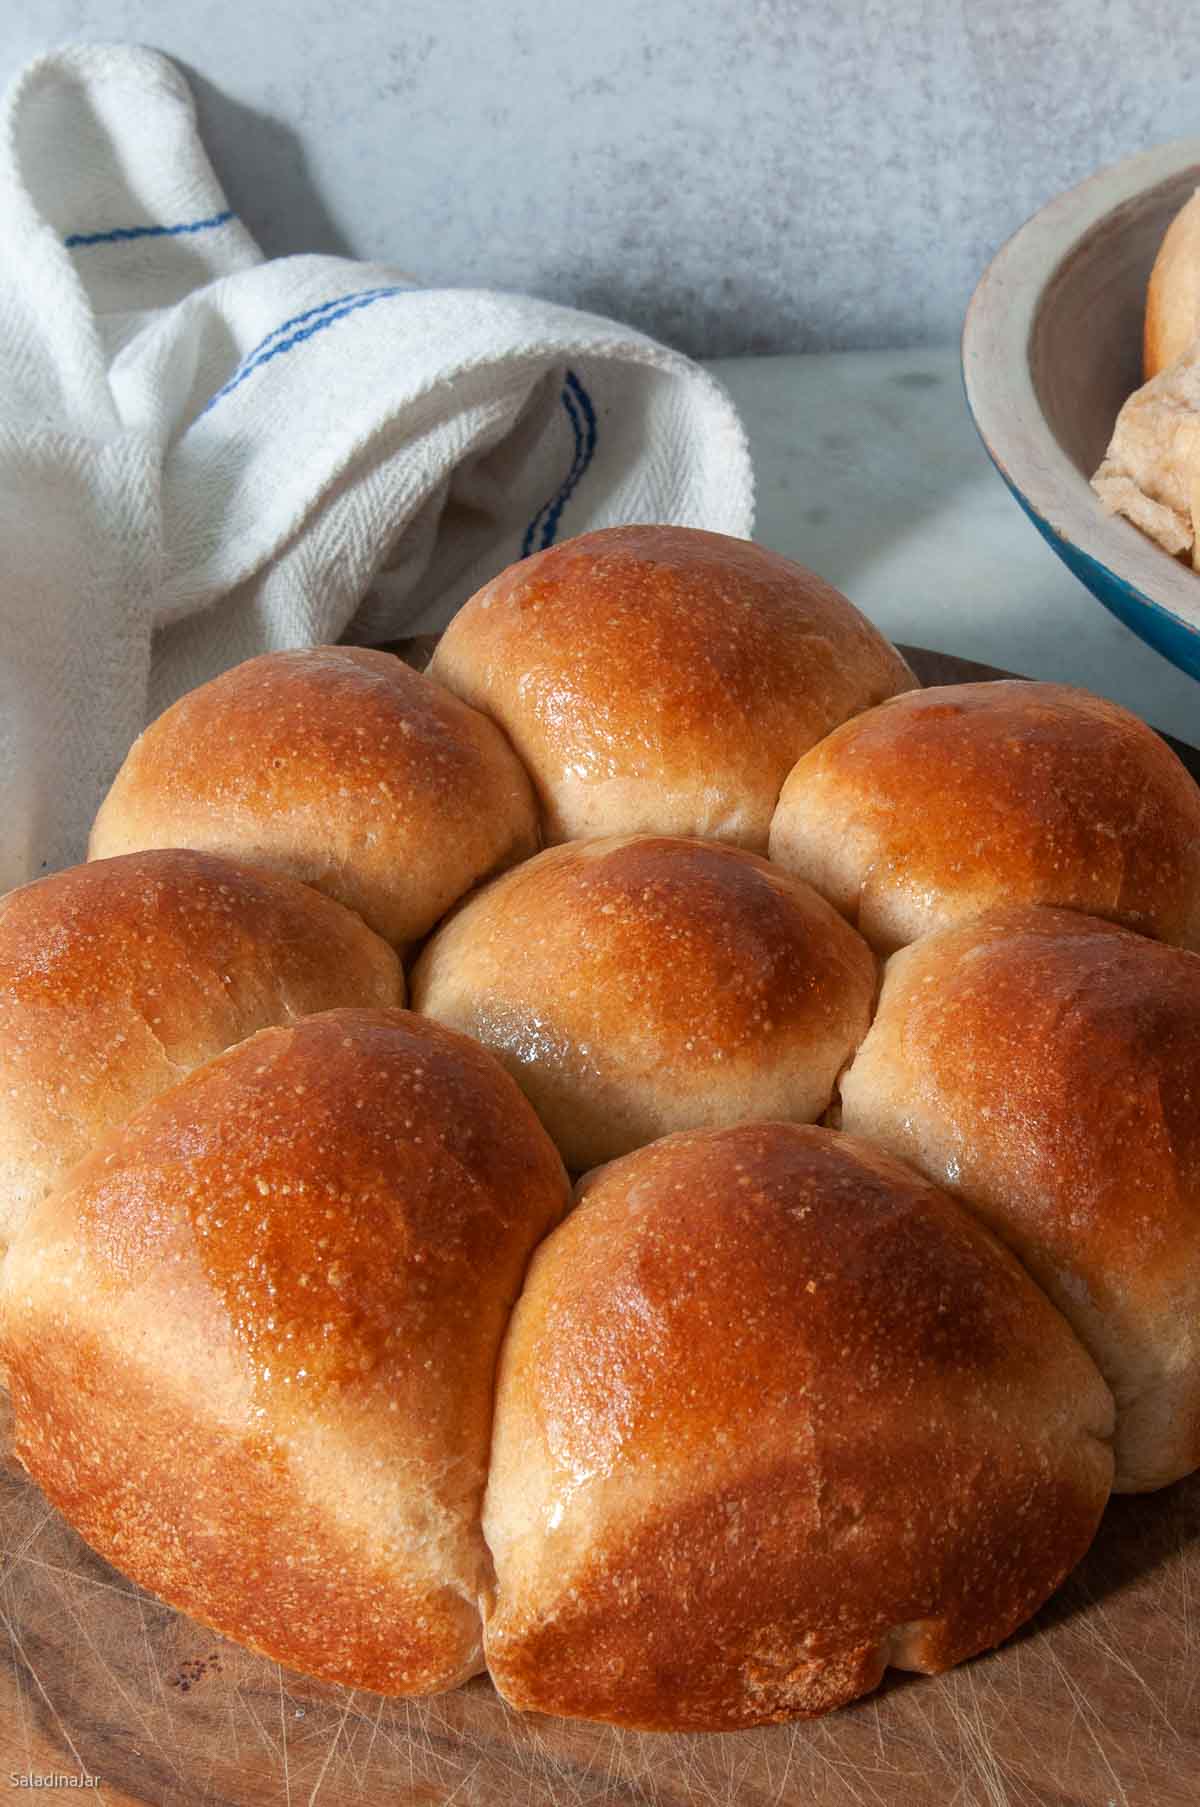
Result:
[0, 43, 754, 890]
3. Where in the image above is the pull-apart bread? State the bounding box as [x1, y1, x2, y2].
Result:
[89, 647, 538, 947]
[0, 1010, 568, 1693]
[483, 1124, 1114, 1730]
[429, 525, 917, 849]
[0, 849, 403, 1249]
[413, 834, 876, 1170]
[841, 906, 1200, 1491]
[769, 680, 1200, 955]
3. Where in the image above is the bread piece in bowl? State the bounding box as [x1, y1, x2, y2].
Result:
[1144, 187, 1200, 382]
[841, 905, 1200, 1491]
[483, 1123, 1113, 1730]
[1091, 346, 1200, 564]
[1, 1009, 568, 1694]
[0, 849, 403, 1250]
[1092, 188, 1200, 561]
[429, 525, 916, 850]
[89, 647, 538, 947]
[412, 834, 876, 1170]
[769, 680, 1200, 955]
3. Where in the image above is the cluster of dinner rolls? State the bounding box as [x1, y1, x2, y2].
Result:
[2, 524, 1198, 1733]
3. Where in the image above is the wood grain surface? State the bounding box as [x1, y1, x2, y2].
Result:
[1, 645, 1197, 1807]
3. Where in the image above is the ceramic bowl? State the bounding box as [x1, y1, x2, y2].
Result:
[962, 138, 1200, 681]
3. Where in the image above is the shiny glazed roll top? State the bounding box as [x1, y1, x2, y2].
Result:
[0, 849, 404, 1250]
[0, 1009, 569, 1695]
[482, 1123, 1113, 1731]
[89, 647, 539, 947]
[841, 904, 1200, 1492]
[429, 525, 917, 849]
[769, 681, 1200, 955]
[412, 835, 877, 1170]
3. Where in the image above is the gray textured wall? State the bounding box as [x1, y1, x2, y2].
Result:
[3, 0, 1189, 356]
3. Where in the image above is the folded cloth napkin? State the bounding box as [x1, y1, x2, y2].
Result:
[0, 44, 754, 891]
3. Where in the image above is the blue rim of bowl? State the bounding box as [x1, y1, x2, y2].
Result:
[999, 461, 1200, 681]
[961, 138, 1200, 681]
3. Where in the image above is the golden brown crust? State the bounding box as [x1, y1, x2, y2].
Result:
[482, 1124, 1113, 1730]
[1, 1009, 569, 1695]
[429, 526, 917, 849]
[10, 1320, 485, 1694]
[88, 647, 539, 946]
[840, 905, 1200, 1491]
[411, 836, 877, 1169]
[768, 681, 1200, 955]
[1145, 188, 1200, 381]
[0, 850, 404, 1249]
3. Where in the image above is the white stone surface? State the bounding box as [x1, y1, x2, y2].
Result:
[710, 347, 1200, 743]
[3, 0, 1198, 357]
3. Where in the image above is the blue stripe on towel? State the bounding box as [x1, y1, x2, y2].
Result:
[231, 286, 411, 370]
[522, 380, 583, 556]
[198, 285, 411, 417]
[521, 369, 598, 557]
[64, 209, 235, 248]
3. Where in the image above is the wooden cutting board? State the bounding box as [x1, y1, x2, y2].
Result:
[1, 647, 1198, 1807]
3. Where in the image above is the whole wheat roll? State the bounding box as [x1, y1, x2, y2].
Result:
[840, 904, 1200, 1492]
[0, 849, 403, 1251]
[482, 1123, 1114, 1731]
[1144, 187, 1200, 381]
[428, 525, 917, 850]
[89, 646, 539, 947]
[412, 834, 876, 1170]
[768, 680, 1200, 955]
[0, 1009, 568, 1695]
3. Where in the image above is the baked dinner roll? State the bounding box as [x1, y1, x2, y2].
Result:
[482, 1123, 1113, 1731]
[0, 850, 403, 1251]
[89, 647, 538, 946]
[768, 680, 1200, 955]
[840, 906, 1200, 1492]
[1, 1009, 568, 1695]
[1144, 187, 1200, 381]
[429, 526, 916, 849]
[411, 835, 876, 1170]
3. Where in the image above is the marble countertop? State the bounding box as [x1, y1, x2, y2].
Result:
[709, 345, 1199, 745]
